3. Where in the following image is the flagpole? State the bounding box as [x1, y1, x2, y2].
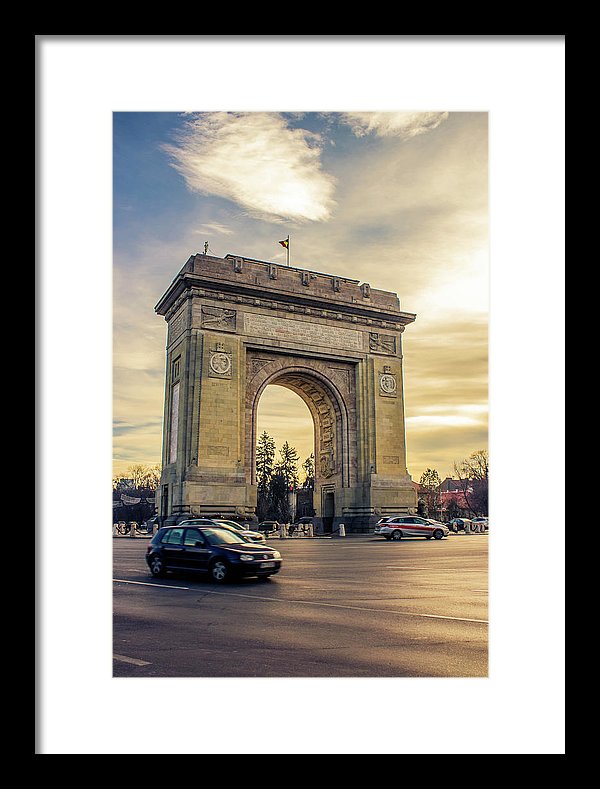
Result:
[287, 235, 290, 267]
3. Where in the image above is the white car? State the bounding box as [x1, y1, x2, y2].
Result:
[471, 517, 489, 532]
[374, 516, 450, 541]
[211, 518, 267, 543]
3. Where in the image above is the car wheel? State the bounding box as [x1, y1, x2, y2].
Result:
[210, 559, 230, 583]
[149, 555, 165, 577]
[433, 529, 444, 540]
[391, 530, 403, 541]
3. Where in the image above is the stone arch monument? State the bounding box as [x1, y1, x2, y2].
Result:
[155, 253, 417, 533]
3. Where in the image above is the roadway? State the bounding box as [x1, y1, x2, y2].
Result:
[113, 533, 488, 678]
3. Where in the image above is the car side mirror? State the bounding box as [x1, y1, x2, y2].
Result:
[195, 540, 205, 548]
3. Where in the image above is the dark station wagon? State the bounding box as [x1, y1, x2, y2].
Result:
[146, 525, 282, 583]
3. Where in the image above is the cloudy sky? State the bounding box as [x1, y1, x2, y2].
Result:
[113, 110, 488, 483]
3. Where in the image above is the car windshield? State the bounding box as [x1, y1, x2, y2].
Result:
[202, 527, 249, 545]
[215, 520, 244, 531]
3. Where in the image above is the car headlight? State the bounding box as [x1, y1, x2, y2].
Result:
[239, 554, 254, 562]
[272, 550, 281, 560]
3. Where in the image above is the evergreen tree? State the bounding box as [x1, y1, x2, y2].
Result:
[275, 441, 300, 490]
[256, 431, 275, 491]
[256, 431, 276, 522]
[270, 469, 291, 522]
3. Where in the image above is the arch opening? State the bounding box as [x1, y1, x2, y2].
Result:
[256, 385, 315, 483]
[256, 385, 316, 524]
[246, 356, 355, 532]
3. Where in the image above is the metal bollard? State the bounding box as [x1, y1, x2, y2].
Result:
[279, 523, 287, 539]
[113, 523, 118, 536]
[465, 521, 471, 534]
[339, 523, 346, 537]
[129, 522, 137, 538]
[308, 524, 314, 537]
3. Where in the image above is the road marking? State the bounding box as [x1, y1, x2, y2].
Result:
[385, 567, 484, 571]
[113, 654, 151, 666]
[113, 579, 488, 624]
[201, 589, 489, 625]
[113, 579, 190, 590]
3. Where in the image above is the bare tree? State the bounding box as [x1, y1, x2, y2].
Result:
[141, 464, 161, 490]
[127, 464, 148, 488]
[453, 450, 489, 516]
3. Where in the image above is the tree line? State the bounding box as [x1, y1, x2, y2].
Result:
[256, 431, 314, 523]
[112, 464, 161, 525]
[112, 448, 488, 526]
[417, 449, 489, 521]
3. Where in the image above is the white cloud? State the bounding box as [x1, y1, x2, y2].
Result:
[194, 223, 233, 236]
[340, 111, 449, 139]
[163, 112, 336, 222]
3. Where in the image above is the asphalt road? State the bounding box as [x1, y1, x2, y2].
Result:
[113, 533, 488, 678]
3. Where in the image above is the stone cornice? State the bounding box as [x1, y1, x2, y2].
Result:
[163, 283, 415, 332]
[156, 255, 416, 331]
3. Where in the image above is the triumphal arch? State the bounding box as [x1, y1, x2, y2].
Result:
[155, 253, 417, 533]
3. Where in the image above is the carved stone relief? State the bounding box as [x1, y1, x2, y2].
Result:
[328, 367, 351, 390]
[201, 306, 236, 333]
[208, 342, 232, 378]
[369, 332, 397, 355]
[379, 369, 398, 397]
[249, 358, 274, 378]
[320, 451, 335, 478]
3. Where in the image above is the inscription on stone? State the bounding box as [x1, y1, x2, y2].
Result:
[383, 455, 400, 465]
[207, 446, 229, 457]
[244, 313, 362, 351]
[168, 307, 187, 345]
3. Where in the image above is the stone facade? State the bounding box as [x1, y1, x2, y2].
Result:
[155, 253, 417, 533]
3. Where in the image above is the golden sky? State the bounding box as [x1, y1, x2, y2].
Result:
[113, 111, 488, 483]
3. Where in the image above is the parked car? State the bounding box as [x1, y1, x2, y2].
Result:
[374, 516, 449, 541]
[471, 517, 489, 532]
[146, 524, 282, 583]
[448, 518, 472, 533]
[141, 515, 159, 533]
[257, 520, 280, 533]
[210, 518, 266, 543]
